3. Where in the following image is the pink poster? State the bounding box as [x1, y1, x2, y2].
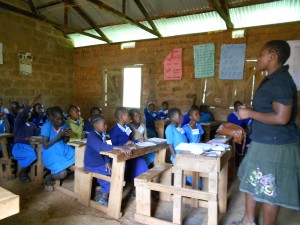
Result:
[164, 48, 182, 80]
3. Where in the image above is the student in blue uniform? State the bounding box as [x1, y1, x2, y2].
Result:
[182, 107, 204, 143]
[0, 112, 10, 133]
[30, 102, 47, 129]
[83, 106, 102, 134]
[12, 94, 41, 183]
[158, 101, 169, 119]
[42, 106, 75, 191]
[144, 97, 160, 138]
[227, 101, 251, 129]
[110, 107, 148, 182]
[165, 108, 188, 164]
[199, 104, 214, 122]
[84, 115, 131, 206]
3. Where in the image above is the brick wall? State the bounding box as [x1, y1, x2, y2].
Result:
[0, 0, 74, 110]
[74, 22, 300, 127]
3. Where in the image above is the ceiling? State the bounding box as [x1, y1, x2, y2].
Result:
[1, 0, 299, 47]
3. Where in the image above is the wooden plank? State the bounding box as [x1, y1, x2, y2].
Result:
[191, 171, 199, 207]
[74, 144, 86, 168]
[135, 163, 172, 182]
[136, 186, 151, 216]
[54, 182, 76, 198]
[90, 200, 108, 213]
[0, 187, 19, 220]
[101, 142, 168, 162]
[75, 169, 92, 206]
[107, 161, 126, 219]
[172, 168, 183, 224]
[159, 166, 172, 201]
[135, 213, 178, 225]
[208, 172, 218, 225]
[218, 162, 228, 213]
[154, 148, 167, 166]
[92, 172, 112, 183]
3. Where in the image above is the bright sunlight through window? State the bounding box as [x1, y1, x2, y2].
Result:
[123, 67, 142, 108]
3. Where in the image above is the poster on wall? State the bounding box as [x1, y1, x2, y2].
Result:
[164, 48, 182, 80]
[18, 52, 33, 76]
[193, 43, 215, 78]
[219, 43, 246, 80]
[0, 42, 3, 64]
[287, 40, 300, 90]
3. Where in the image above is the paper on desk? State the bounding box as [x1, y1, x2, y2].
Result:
[148, 138, 167, 143]
[209, 138, 227, 143]
[207, 140, 230, 151]
[176, 143, 213, 154]
[135, 142, 157, 147]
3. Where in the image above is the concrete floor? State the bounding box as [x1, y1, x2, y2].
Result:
[0, 175, 299, 225]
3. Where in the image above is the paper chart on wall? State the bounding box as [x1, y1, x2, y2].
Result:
[164, 48, 182, 80]
[219, 43, 246, 80]
[287, 40, 300, 90]
[194, 43, 215, 78]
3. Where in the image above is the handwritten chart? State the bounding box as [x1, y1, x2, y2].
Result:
[194, 43, 215, 78]
[287, 40, 300, 90]
[164, 48, 182, 80]
[219, 44, 246, 80]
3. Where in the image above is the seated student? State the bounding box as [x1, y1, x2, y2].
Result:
[30, 103, 47, 129]
[128, 108, 154, 168]
[144, 98, 160, 138]
[12, 94, 41, 183]
[165, 108, 188, 164]
[199, 104, 214, 123]
[0, 112, 10, 133]
[227, 101, 251, 130]
[83, 106, 102, 133]
[182, 107, 204, 143]
[5, 101, 20, 132]
[42, 106, 75, 191]
[84, 115, 131, 206]
[66, 104, 84, 141]
[110, 107, 148, 182]
[158, 101, 169, 119]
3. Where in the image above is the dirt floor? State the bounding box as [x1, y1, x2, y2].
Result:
[0, 174, 299, 225]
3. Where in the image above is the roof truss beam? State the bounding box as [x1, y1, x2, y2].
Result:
[86, 0, 161, 37]
[36, 0, 61, 10]
[64, 0, 111, 43]
[208, 0, 233, 29]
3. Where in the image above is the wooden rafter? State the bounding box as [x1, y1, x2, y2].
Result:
[86, 0, 161, 37]
[27, 0, 38, 15]
[64, 1, 68, 25]
[229, 0, 276, 8]
[134, 0, 161, 38]
[208, 0, 233, 29]
[36, 0, 61, 10]
[0, 1, 106, 42]
[122, 0, 126, 14]
[64, 0, 111, 43]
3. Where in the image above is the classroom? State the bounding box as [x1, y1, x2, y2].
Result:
[0, 0, 299, 225]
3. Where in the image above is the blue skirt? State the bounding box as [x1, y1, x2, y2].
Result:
[12, 143, 37, 168]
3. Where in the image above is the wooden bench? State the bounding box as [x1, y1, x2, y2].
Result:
[0, 187, 19, 220]
[0, 133, 15, 179]
[28, 136, 44, 183]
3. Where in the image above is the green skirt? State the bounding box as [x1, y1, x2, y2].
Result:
[238, 141, 300, 210]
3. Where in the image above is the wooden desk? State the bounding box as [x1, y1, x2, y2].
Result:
[0, 187, 19, 220]
[101, 141, 168, 219]
[200, 121, 221, 142]
[28, 136, 43, 183]
[155, 120, 170, 138]
[173, 149, 232, 225]
[0, 133, 14, 178]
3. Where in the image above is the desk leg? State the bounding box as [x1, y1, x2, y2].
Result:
[75, 145, 86, 168]
[107, 161, 126, 219]
[191, 172, 199, 207]
[154, 148, 166, 166]
[173, 168, 183, 224]
[208, 172, 218, 225]
[218, 162, 228, 213]
[0, 138, 13, 178]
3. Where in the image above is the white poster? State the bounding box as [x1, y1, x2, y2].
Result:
[287, 40, 300, 90]
[0, 43, 3, 64]
[18, 52, 33, 76]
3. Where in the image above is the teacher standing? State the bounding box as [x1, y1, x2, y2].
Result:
[231, 40, 300, 225]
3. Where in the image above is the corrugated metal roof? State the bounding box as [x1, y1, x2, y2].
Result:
[230, 0, 300, 28]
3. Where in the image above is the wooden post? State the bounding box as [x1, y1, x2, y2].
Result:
[172, 168, 183, 224]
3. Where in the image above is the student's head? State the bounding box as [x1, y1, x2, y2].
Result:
[67, 104, 80, 120]
[33, 103, 44, 115]
[90, 106, 102, 116]
[17, 105, 31, 120]
[114, 107, 129, 124]
[148, 102, 155, 112]
[91, 115, 107, 133]
[199, 104, 209, 113]
[188, 107, 200, 122]
[161, 101, 169, 110]
[10, 101, 20, 115]
[233, 101, 243, 112]
[129, 108, 141, 124]
[257, 40, 291, 71]
[168, 108, 182, 124]
[50, 106, 64, 128]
